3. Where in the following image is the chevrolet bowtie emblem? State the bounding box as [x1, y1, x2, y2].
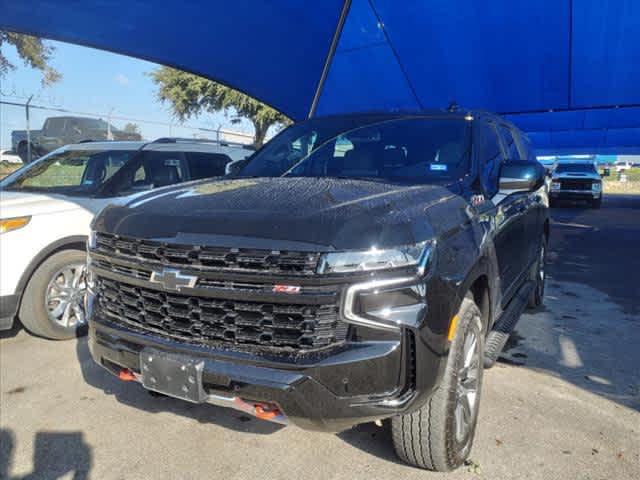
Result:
[149, 269, 198, 291]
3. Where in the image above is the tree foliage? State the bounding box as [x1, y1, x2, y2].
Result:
[123, 122, 141, 134]
[150, 67, 290, 148]
[0, 31, 61, 85]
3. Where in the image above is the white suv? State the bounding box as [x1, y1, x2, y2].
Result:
[0, 138, 252, 339]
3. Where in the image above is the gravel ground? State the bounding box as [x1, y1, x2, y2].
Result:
[1, 195, 639, 480]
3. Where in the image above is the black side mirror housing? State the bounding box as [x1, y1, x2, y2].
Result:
[499, 160, 546, 193]
[225, 159, 249, 176]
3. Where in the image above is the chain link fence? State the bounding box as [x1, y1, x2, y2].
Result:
[0, 99, 255, 164]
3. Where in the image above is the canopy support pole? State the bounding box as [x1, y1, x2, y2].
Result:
[308, 0, 352, 118]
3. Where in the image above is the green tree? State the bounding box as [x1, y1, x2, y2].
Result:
[0, 31, 61, 85]
[150, 67, 290, 148]
[123, 122, 141, 135]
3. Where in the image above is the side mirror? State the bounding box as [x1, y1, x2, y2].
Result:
[499, 160, 546, 194]
[225, 159, 249, 176]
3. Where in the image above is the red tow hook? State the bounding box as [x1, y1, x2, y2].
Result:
[233, 398, 283, 421]
[118, 368, 137, 381]
[254, 403, 281, 421]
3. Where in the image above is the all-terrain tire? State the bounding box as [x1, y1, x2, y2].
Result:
[391, 296, 484, 471]
[19, 249, 87, 340]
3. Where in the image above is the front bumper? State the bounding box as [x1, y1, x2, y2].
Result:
[0, 294, 19, 330]
[550, 189, 601, 201]
[89, 313, 445, 431]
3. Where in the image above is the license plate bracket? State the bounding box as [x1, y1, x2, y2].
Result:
[140, 348, 206, 403]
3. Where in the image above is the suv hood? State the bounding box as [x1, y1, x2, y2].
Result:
[94, 177, 460, 251]
[0, 190, 106, 218]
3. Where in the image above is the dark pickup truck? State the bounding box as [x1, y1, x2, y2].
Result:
[12, 116, 142, 162]
[86, 111, 548, 471]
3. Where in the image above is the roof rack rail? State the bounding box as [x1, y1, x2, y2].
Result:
[151, 137, 254, 149]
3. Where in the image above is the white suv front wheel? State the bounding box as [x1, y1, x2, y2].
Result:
[19, 249, 88, 340]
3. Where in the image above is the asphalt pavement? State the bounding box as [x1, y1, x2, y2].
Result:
[1, 194, 639, 479]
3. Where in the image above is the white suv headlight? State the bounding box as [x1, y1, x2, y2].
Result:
[317, 240, 433, 275]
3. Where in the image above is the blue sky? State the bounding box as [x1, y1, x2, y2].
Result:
[0, 40, 255, 150]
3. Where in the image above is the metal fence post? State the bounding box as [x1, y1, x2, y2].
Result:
[26, 95, 33, 163]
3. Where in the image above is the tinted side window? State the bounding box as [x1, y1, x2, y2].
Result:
[186, 152, 232, 180]
[498, 125, 520, 160]
[46, 119, 66, 135]
[110, 151, 185, 194]
[476, 122, 504, 196]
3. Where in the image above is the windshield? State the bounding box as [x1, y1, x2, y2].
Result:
[556, 163, 597, 174]
[0, 148, 135, 195]
[239, 117, 471, 183]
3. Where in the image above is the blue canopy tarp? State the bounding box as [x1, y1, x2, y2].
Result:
[2, 0, 639, 154]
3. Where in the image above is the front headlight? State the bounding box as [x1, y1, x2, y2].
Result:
[343, 276, 427, 331]
[0, 216, 31, 234]
[551, 181, 561, 191]
[317, 240, 433, 275]
[329, 241, 435, 331]
[592, 181, 602, 192]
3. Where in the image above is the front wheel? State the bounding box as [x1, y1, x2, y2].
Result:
[391, 296, 484, 471]
[19, 250, 88, 340]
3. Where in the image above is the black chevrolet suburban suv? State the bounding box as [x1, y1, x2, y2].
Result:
[86, 111, 548, 471]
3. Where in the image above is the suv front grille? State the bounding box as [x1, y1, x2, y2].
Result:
[560, 179, 592, 190]
[94, 233, 320, 275]
[96, 278, 345, 351]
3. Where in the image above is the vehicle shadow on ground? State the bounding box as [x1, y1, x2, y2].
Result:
[0, 428, 92, 480]
[336, 421, 407, 467]
[518, 196, 640, 410]
[548, 196, 640, 315]
[497, 283, 640, 412]
[74, 337, 283, 435]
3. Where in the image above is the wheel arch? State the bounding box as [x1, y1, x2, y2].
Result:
[458, 259, 493, 334]
[16, 235, 87, 303]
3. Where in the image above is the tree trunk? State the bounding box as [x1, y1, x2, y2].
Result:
[252, 121, 269, 149]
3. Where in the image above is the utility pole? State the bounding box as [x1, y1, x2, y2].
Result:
[107, 107, 115, 140]
[25, 95, 34, 163]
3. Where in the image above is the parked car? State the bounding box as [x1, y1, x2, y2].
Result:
[614, 160, 633, 173]
[0, 149, 22, 164]
[0, 138, 253, 339]
[86, 111, 548, 471]
[550, 160, 603, 208]
[11, 116, 143, 163]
